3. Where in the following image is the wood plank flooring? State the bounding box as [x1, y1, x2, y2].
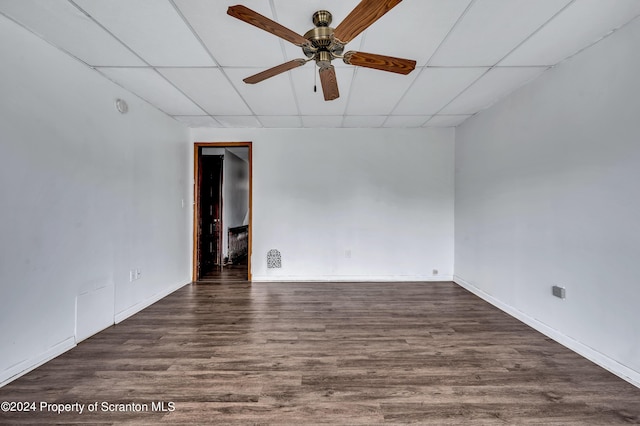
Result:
[198, 263, 248, 283]
[1, 281, 639, 424]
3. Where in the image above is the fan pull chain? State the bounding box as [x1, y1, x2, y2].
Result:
[313, 66, 317, 93]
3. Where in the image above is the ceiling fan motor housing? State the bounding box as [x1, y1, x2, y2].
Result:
[303, 10, 344, 65]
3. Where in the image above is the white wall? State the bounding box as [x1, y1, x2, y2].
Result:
[222, 149, 249, 258]
[0, 15, 191, 385]
[192, 128, 455, 281]
[455, 17, 640, 385]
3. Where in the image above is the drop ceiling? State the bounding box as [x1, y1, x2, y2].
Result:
[2, 0, 639, 128]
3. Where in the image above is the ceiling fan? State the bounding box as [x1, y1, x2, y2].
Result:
[227, 0, 416, 101]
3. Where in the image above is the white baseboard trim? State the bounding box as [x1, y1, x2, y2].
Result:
[115, 281, 190, 324]
[453, 275, 640, 389]
[251, 275, 453, 282]
[1, 281, 192, 388]
[0, 337, 75, 387]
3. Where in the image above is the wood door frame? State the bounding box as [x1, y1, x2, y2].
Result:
[193, 142, 252, 281]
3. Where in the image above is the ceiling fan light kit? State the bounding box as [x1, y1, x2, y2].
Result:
[227, 0, 416, 101]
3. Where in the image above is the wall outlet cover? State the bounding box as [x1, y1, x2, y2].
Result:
[552, 285, 566, 299]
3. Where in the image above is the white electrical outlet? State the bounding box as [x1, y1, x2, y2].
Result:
[136, 269, 142, 280]
[129, 270, 135, 282]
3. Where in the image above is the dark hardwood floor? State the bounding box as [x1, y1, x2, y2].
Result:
[198, 263, 248, 283]
[1, 281, 639, 424]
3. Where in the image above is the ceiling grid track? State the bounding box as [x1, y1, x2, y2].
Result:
[0, 9, 91, 68]
[269, 0, 303, 128]
[166, 0, 224, 126]
[68, 0, 216, 123]
[494, 0, 577, 68]
[4, 0, 639, 129]
[386, 0, 478, 127]
[1, 3, 193, 124]
[549, 8, 640, 70]
[423, 0, 579, 124]
[168, 0, 257, 127]
[67, 0, 144, 65]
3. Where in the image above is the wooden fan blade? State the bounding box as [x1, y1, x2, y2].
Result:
[333, 0, 403, 44]
[228, 5, 310, 47]
[343, 51, 416, 75]
[319, 66, 339, 101]
[243, 59, 307, 84]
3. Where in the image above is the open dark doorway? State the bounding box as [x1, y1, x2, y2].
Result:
[194, 142, 252, 282]
[197, 154, 223, 278]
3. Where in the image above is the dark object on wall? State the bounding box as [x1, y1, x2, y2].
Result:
[228, 225, 249, 265]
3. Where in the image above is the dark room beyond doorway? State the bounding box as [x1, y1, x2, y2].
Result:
[194, 143, 251, 282]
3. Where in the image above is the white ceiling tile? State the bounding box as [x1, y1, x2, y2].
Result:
[225, 68, 298, 115]
[8, 0, 636, 130]
[384, 116, 431, 128]
[0, 0, 144, 66]
[158, 68, 251, 115]
[343, 116, 386, 128]
[74, 0, 214, 66]
[302, 116, 344, 128]
[394, 67, 487, 115]
[173, 115, 221, 127]
[292, 65, 354, 115]
[430, 0, 571, 66]
[361, 0, 472, 66]
[501, 0, 640, 66]
[259, 116, 302, 128]
[97, 67, 204, 115]
[175, 0, 284, 67]
[347, 67, 419, 115]
[214, 116, 262, 128]
[425, 115, 472, 127]
[273, 0, 365, 62]
[441, 67, 547, 114]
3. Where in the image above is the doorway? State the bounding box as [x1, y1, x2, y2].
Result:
[198, 154, 223, 277]
[193, 142, 252, 282]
